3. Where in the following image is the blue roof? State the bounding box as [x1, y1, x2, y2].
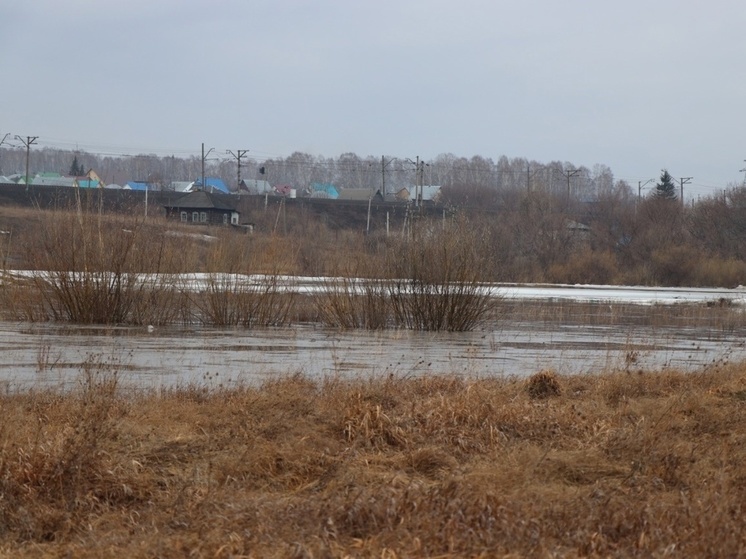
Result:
[311, 183, 339, 199]
[77, 179, 101, 188]
[192, 177, 230, 194]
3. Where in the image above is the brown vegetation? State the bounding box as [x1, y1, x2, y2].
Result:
[0, 206, 498, 331]
[4, 184, 746, 293]
[314, 224, 498, 331]
[1, 362, 745, 557]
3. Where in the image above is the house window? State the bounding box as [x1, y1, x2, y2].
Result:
[192, 212, 199, 222]
[180, 212, 187, 222]
[231, 214, 238, 225]
[223, 214, 228, 225]
[200, 212, 207, 223]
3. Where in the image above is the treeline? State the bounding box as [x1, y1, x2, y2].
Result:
[4, 145, 746, 287]
[432, 186, 746, 287]
[0, 146, 623, 198]
[248, 184, 746, 288]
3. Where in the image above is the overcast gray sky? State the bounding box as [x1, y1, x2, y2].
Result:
[2, 0, 745, 198]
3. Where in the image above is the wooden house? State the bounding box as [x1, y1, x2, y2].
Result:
[162, 190, 240, 226]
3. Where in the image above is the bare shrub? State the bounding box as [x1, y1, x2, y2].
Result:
[692, 256, 746, 288]
[526, 369, 562, 399]
[547, 249, 619, 285]
[314, 220, 498, 331]
[192, 273, 295, 327]
[314, 275, 390, 329]
[649, 245, 699, 286]
[189, 234, 296, 327]
[0, 273, 47, 321]
[24, 202, 181, 324]
[386, 222, 498, 331]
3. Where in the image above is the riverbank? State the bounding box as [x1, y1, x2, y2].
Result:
[1, 362, 744, 557]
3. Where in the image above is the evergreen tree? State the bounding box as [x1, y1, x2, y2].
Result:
[655, 169, 677, 200]
[69, 155, 85, 176]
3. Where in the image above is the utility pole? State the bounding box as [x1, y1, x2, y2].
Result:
[226, 149, 249, 194]
[0, 133, 10, 175]
[404, 156, 420, 205]
[15, 135, 38, 190]
[414, 157, 426, 212]
[201, 143, 214, 193]
[679, 177, 692, 207]
[381, 155, 396, 197]
[739, 160, 746, 186]
[415, 156, 420, 207]
[638, 179, 654, 201]
[526, 163, 543, 193]
[561, 168, 581, 202]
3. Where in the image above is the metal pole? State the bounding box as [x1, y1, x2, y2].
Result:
[679, 177, 692, 207]
[0, 133, 9, 175]
[15, 135, 38, 190]
[227, 149, 249, 193]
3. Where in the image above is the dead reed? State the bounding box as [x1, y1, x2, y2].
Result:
[2, 361, 745, 557]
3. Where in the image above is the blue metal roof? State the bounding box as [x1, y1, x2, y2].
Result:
[311, 183, 339, 199]
[77, 179, 101, 188]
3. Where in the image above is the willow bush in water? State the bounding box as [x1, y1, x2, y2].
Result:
[315, 274, 391, 329]
[189, 235, 296, 327]
[315, 220, 498, 331]
[25, 200, 185, 324]
[387, 221, 498, 331]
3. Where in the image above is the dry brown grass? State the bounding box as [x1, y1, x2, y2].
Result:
[1, 362, 746, 557]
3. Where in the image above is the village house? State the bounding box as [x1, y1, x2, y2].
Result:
[162, 190, 240, 226]
[337, 188, 385, 202]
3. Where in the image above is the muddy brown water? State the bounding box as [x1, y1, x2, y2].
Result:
[1, 312, 744, 391]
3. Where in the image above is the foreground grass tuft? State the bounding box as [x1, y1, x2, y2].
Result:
[526, 369, 562, 399]
[1, 363, 746, 557]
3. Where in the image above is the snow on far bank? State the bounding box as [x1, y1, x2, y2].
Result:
[3, 270, 744, 306]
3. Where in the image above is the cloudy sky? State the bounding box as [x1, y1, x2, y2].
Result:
[2, 0, 745, 198]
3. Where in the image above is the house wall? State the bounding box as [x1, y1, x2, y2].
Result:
[168, 208, 236, 225]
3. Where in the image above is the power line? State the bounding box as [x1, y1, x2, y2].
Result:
[226, 149, 249, 191]
[679, 177, 693, 205]
[560, 168, 581, 200]
[15, 135, 38, 189]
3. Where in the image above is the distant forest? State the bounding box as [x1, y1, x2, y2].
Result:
[5, 145, 746, 287]
[0, 146, 629, 200]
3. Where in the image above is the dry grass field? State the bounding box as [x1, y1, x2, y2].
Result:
[1, 361, 745, 558]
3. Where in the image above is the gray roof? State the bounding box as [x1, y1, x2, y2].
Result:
[170, 181, 195, 193]
[32, 176, 76, 187]
[338, 188, 377, 201]
[164, 190, 238, 211]
[240, 179, 273, 194]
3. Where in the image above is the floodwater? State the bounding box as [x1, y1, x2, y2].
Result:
[2, 282, 746, 390]
[1, 307, 745, 391]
